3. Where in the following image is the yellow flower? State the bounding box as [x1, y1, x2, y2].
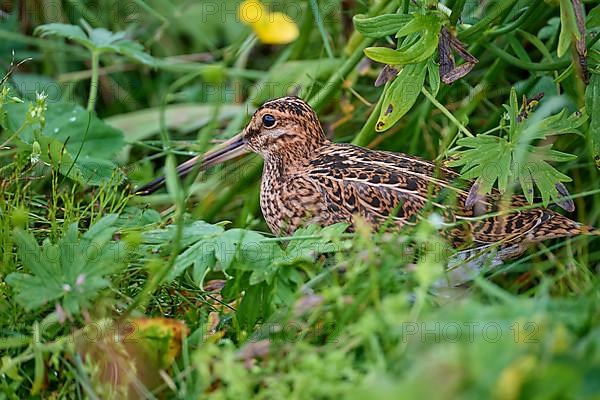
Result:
[238, 0, 299, 45]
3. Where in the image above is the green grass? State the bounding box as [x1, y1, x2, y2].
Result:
[1, 0, 600, 398]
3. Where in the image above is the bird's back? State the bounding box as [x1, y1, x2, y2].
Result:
[260, 142, 588, 259]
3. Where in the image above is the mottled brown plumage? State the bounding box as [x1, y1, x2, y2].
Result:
[137, 96, 595, 260]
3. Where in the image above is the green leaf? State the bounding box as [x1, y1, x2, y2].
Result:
[34, 23, 156, 66]
[449, 136, 512, 194]
[145, 220, 226, 282]
[102, 38, 156, 66]
[426, 57, 440, 98]
[375, 61, 427, 132]
[213, 229, 274, 271]
[364, 14, 440, 66]
[557, 0, 580, 58]
[12, 229, 53, 280]
[395, 14, 429, 38]
[145, 221, 344, 286]
[236, 283, 270, 330]
[449, 90, 580, 209]
[167, 237, 219, 282]
[34, 23, 92, 48]
[588, 4, 600, 30]
[353, 13, 413, 38]
[275, 223, 347, 266]
[585, 73, 600, 169]
[520, 108, 587, 142]
[143, 220, 224, 247]
[192, 249, 216, 286]
[82, 214, 119, 243]
[6, 217, 126, 314]
[6, 102, 124, 185]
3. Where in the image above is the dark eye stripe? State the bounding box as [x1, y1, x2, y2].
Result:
[262, 114, 276, 128]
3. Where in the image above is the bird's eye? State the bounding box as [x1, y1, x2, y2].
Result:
[262, 114, 277, 128]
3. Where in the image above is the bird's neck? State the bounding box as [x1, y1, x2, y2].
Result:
[263, 138, 330, 176]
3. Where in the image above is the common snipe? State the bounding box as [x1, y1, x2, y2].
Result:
[137, 96, 596, 260]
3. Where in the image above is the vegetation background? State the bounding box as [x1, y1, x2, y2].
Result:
[1, 0, 599, 398]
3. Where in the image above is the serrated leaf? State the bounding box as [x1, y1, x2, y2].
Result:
[449, 136, 512, 194]
[276, 223, 347, 266]
[168, 238, 217, 282]
[82, 214, 119, 243]
[450, 125, 576, 209]
[34, 23, 92, 48]
[143, 220, 224, 247]
[12, 229, 52, 280]
[6, 218, 126, 314]
[214, 229, 273, 271]
[35, 23, 156, 66]
[520, 109, 587, 142]
[353, 13, 413, 38]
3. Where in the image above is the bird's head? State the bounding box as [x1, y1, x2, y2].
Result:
[197, 97, 328, 169]
[135, 97, 327, 195]
[242, 96, 328, 159]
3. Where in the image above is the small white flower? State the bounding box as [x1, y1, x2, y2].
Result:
[35, 92, 48, 102]
[30, 141, 41, 165]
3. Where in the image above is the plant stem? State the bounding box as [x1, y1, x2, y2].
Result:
[487, 0, 543, 37]
[458, 0, 518, 41]
[484, 43, 570, 71]
[0, 121, 30, 149]
[86, 50, 99, 112]
[352, 95, 383, 146]
[421, 87, 474, 138]
[449, 0, 466, 26]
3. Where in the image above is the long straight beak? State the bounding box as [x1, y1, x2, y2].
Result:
[135, 133, 248, 195]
